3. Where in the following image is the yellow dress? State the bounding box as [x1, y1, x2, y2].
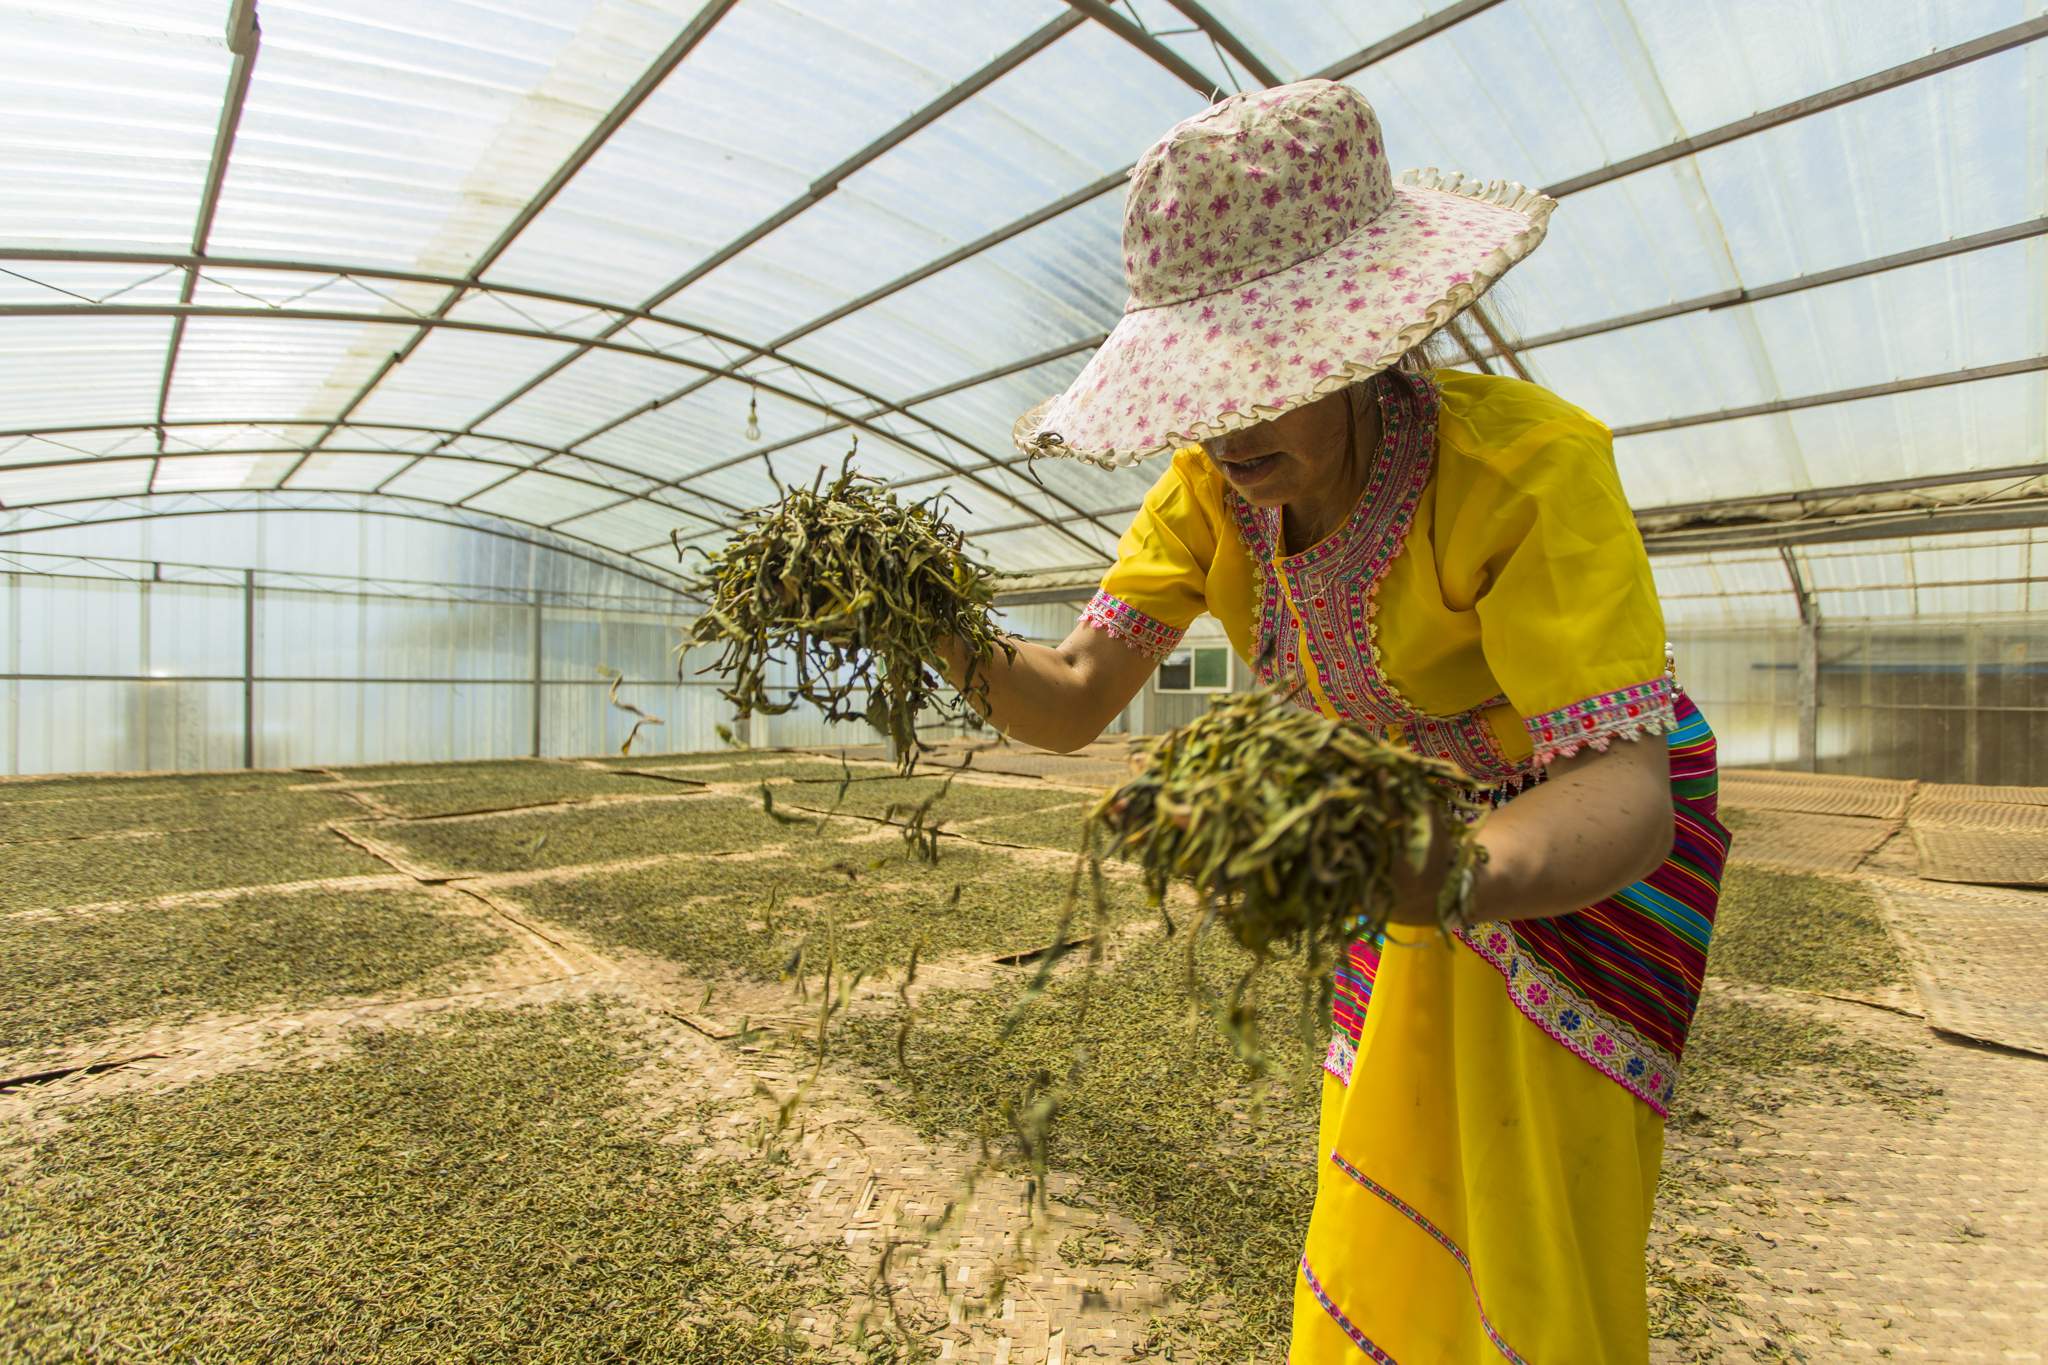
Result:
[1080, 368, 1731, 1362]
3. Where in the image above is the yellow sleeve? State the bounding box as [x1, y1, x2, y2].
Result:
[1081, 449, 1216, 659]
[1461, 407, 1675, 765]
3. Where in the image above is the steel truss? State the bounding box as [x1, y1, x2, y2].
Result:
[0, 6, 2039, 576]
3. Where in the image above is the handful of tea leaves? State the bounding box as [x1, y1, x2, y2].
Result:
[683, 461, 1014, 776]
[1089, 688, 1486, 995]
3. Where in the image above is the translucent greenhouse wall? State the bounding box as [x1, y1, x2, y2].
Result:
[0, 566, 717, 772]
[3, 525, 2041, 782]
[6, 565, 2041, 782]
[1671, 620, 2048, 786]
[0, 555, 1114, 776]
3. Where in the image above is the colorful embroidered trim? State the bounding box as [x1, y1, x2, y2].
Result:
[1329, 933, 1382, 1055]
[1327, 1154, 1530, 1364]
[1322, 1031, 1356, 1086]
[1460, 694, 1729, 1115]
[1525, 674, 1678, 765]
[1078, 589, 1184, 660]
[1330, 695, 1727, 1114]
[1227, 371, 1529, 787]
[1458, 919, 1684, 1113]
[1299, 1254, 1398, 1363]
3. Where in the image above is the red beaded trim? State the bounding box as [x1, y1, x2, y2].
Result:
[1525, 675, 1678, 766]
[1079, 589, 1185, 661]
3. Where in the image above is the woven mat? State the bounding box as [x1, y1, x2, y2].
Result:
[1723, 811, 1893, 874]
[1932, 782, 2048, 807]
[1722, 768, 1915, 792]
[1721, 775, 1915, 820]
[1912, 827, 2048, 888]
[1651, 984, 2048, 1361]
[1910, 796, 2048, 833]
[1879, 883, 2048, 1054]
[816, 741, 1135, 788]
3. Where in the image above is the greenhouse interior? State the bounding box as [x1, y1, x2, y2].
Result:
[2, 1, 2043, 1361]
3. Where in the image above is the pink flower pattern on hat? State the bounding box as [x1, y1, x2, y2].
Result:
[1015, 80, 1555, 468]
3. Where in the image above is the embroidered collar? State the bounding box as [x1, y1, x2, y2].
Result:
[1232, 368, 1429, 586]
[1226, 370, 1526, 787]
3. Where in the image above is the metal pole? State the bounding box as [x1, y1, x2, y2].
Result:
[6, 572, 19, 774]
[1963, 624, 1981, 785]
[1782, 547, 1819, 772]
[1797, 612, 1820, 773]
[241, 567, 255, 769]
[530, 590, 543, 758]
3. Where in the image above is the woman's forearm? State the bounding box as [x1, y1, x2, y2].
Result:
[936, 628, 1156, 754]
[1469, 738, 1674, 924]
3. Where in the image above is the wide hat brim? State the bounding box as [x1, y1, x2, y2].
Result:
[1013, 169, 1555, 469]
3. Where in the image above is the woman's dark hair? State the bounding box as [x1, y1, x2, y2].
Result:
[1406, 284, 1522, 375]
[1396, 326, 1457, 374]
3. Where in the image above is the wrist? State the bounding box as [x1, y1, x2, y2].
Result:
[1469, 826, 1539, 925]
[1468, 830, 1508, 919]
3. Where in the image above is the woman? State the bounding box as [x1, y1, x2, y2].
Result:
[940, 80, 1729, 1361]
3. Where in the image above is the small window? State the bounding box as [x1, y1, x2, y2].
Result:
[1157, 644, 1231, 693]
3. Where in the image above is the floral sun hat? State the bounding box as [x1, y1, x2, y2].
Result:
[1013, 78, 1555, 469]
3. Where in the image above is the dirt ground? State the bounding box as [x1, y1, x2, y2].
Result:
[3, 748, 2044, 1361]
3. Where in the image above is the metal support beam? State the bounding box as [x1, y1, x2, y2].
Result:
[1542, 17, 2048, 200]
[1646, 498, 2048, 552]
[431, 12, 1088, 450]
[1797, 613, 1820, 772]
[1963, 625, 1981, 784]
[0, 491, 694, 596]
[0, 302, 1113, 558]
[1064, 0, 1218, 96]
[1608, 355, 2048, 439]
[296, 0, 742, 468]
[515, 0, 1515, 503]
[1642, 461, 2048, 526]
[530, 590, 544, 758]
[4, 570, 17, 775]
[156, 0, 262, 489]
[1781, 546, 1819, 771]
[241, 566, 256, 768]
[0, 417, 749, 528]
[970, 467, 2048, 557]
[1478, 218, 2048, 360]
[1162, 0, 1280, 86]
[0, 547, 686, 611]
[1311, 0, 1511, 81]
[0, 445, 731, 533]
[613, 334, 1112, 510]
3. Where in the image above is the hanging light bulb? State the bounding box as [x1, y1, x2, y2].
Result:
[744, 388, 761, 441]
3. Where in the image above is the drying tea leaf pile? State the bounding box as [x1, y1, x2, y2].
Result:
[1087, 689, 1486, 1048]
[683, 461, 1014, 775]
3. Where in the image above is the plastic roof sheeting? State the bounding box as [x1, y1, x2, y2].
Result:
[0, 0, 2041, 612]
[1655, 527, 2047, 625]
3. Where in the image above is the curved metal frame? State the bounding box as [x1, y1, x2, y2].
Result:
[0, 417, 745, 528]
[0, 488, 696, 595]
[0, 2, 2040, 584]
